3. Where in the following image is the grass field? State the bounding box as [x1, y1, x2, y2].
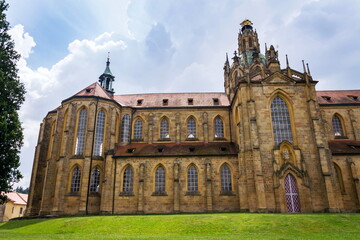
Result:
[1, 213, 360, 240]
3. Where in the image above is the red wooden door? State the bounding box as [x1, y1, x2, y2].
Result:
[284, 174, 301, 213]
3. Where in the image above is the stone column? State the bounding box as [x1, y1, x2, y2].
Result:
[173, 159, 180, 212]
[100, 155, 115, 214]
[202, 112, 209, 143]
[148, 113, 154, 144]
[175, 113, 180, 143]
[308, 98, 344, 212]
[237, 103, 249, 211]
[348, 109, 359, 140]
[205, 159, 213, 212]
[248, 99, 267, 211]
[137, 163, 145, 213]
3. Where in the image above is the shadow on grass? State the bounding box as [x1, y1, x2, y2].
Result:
[0, 218, 49, 230]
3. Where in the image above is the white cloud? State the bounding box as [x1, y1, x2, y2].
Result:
[8, 24, 36, 59]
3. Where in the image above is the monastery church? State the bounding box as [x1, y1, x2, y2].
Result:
[26, 20, 360, 215]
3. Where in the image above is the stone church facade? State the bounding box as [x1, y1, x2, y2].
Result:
[27, 20, 360, 215]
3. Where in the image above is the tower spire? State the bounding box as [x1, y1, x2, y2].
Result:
[302, 60, 307, 74]
[306, 63, 311, 76]
[99, 54, 115, 96]
[286, 54, 289, 68]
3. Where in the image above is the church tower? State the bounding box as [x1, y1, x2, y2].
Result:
[99, 56, 115, 96]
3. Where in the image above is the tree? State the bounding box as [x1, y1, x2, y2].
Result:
[15, 186, 29, 194]
[0, 0, 25, 203]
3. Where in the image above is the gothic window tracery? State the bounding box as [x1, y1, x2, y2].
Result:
[187, 165, 198, 192]
[271, 96, 293, 145]
[332, 115, 345, 137]
[220, 164, 232, 191]
[123, 166, 134, 192]
[187, 117, 196, 138]
[121, 114, 131, 142]
[75, 108, 87, 155]
[214, 116, 224, 138]
[70, 166, 81, 192]
[93, 110, 105, 156]
[90, 167, 100, 192]
[155, 166, 165, 192]
[133, 119, 143, 139]
[160, 118, 169, 139]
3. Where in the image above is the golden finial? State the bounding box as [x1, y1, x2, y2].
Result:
[241, 19, 253, 27]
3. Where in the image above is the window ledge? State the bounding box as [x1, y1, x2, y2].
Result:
[119, 191, 135, 196]
[334, 136, 348, 139]
[185, 191, 201, 196]
[152, 191, 168, 196]
[158, 138, 171, 141]
[185, 138, 199, 141]
[220, 191, 235, 196]
[214, 137, 227, 141]
[131, 138, 144, 142]
[92, 155, 104, 160]
[70, 155, 85, 159]
[65, 192, 80, 196]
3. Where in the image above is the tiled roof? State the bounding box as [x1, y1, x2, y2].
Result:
[72, 82, 113, 100]
[328, 140, 360, 155]
[316, 90, 360, 105]
[113, 92, 229, 108]
[114, 142, 238, 157]
[5, 192, 28, 205]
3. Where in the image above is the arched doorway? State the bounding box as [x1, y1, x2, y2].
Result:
[284, 174, 301, 213]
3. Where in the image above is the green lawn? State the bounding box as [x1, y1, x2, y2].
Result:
[0, 213, 360, 240]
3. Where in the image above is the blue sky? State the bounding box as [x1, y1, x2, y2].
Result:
[5, 0, 360, 188]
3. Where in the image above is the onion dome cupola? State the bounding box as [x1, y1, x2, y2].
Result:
[237, 20, 266, 67]
[99, 56, 115, 96]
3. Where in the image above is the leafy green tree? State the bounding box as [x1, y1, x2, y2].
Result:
[0, 0, 25, 202]
[15, 186, 29, 194]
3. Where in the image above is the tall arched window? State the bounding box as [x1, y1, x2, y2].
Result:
[220, 164, 232, 191]
[70, 166, 81, 192]
[332, 115, 344, 137]
[160, 118, 169, 139]
[133, 119, 143, 140]
[187, 117, 196, 138]
[155, 166, 165, 192]
[271, 96, 293, 145]
[121, 114, 130, 142]
[93, 110, 105, 156]
[75, 108, 87, 155]
[187, 165, 198, 192]
[214, 116, 224, 138]
[90, 167, 100, 192]
[334, 163, 345, 193]
[122, 166, 133, 192]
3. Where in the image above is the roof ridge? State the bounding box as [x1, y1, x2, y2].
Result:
[114, 92, 227, 96]
[16, 192, 27, 203]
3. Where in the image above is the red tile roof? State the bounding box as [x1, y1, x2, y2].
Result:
[316, 90, 360, 105]
[114, 142, 238, 157]
[73, 82, 113, 100]
[113, 92, 229, 108]
[4, 192, 28, 205]
[328, 140, 360, 155]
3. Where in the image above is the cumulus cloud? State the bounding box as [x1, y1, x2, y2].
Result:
[8, 0, 360, 188]
[8, 24, 35, 59]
